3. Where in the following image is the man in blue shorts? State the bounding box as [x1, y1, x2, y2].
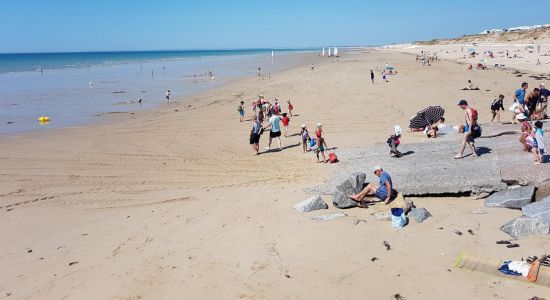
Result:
[350, 165, 393, 204]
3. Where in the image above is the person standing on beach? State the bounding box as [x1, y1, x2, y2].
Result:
[370, 70, 374, 84]
[264, 112, 282, 151]
[249, 117, 263, 155]
[237, 101, 245, 122]
[257, 67, 261, 77]
[455, 100, 479, 159]
[165, 90, 171, 102]
[539, 83, 549, 119]
[490, 94, 505, 123]
[311, 64, 314, 71]
[513, 82, 528, 122]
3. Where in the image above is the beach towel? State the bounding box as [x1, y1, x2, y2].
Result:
[454, 252, 550, 287]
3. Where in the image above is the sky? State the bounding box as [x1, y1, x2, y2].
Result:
[1, 0, 549, 53]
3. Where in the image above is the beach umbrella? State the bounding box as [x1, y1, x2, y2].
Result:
[409, 106, 445, 129]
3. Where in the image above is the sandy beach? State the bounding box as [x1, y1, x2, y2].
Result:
[1, 44, 550, 300]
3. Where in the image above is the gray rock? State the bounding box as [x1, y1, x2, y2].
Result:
[408, 207, 431, 223]
[522, 197, 550, 217]
[311, 212, 347, 221]
[332, 191, 359, 209]
[306, 122, 550, 198]
[293, 195, 328, 212]
[373, 211, 392, 221]
[335, 172, 366, 195]
[484, 186, 534, 209]
[500, 216, 550, 239]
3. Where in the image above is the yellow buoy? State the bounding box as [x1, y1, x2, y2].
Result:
[38, 116, 50, 122]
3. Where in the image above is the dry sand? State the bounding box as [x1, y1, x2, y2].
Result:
[1, 48, 549, 299]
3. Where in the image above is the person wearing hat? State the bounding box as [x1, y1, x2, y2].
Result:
[350, 166, 394, 205]
[455, 100, 479, 159]
[300, 124, 310, 153]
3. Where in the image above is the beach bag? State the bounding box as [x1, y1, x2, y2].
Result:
[508, 102, 518, 113]
[391, 208, 406, 228]
[471, 125, 482, 139]
[328, 152, 338, 163]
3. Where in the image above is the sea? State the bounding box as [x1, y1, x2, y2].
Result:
[0, 49, 316, 134]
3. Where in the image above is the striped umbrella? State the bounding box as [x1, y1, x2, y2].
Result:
[409, 106, 445, 129]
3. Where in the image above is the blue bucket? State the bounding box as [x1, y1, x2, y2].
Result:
[391, 208, 406, 228]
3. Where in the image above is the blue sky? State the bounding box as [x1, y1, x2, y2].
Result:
[1, 0, 549, 53]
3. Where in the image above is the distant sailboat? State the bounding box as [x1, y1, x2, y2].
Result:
[328, 48, 332, 56]
[322, 48, 325, 56]
[334, 47, 338, 56]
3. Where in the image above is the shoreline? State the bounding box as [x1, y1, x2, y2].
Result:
[0, 50, 319, 136]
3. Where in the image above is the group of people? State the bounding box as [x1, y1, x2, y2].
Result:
[244, 95, 332, 161]
[510, 82, 548, 122]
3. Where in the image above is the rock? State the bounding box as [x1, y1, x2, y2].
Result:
[335, 172, 366, 195]
[311, 212, 347, 221]
[484, 186, 534, 209]
[332, 191, 359, 209]
[522, 197, 550, 217]
[408, 207, 431, 223]
[293, 195, 328, 212]
[535, 180, 550, 200]
[373, 211, 391, 221]
[500, 216, 550, 239]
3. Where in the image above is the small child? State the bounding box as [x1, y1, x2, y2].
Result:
[287, 100, 294, 116]
[237, 101, 245, 122]
[316, 136, 328, 163]
[533, 121, 545, 164]
[490, 94, 505, 123]
[387, 126, 403, 157]
[300, 124, 310, 153]
[281, 113, 290, 137]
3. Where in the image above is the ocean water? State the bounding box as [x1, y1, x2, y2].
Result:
[0, 49, 316, 134]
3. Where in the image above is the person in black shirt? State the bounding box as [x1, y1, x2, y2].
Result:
[490, 94, 505, 123]
[539, 83, 549, 119]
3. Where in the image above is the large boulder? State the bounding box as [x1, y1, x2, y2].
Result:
[408, 207, 432, 223]
[332, 191, 359, 209]
[500, 216, 550, 239]
[522, 197, 550, 217]
[335, 172, 366, 195]
[293, 195, 328, 212]
[331, 172, 366, 209]
[484, 186, 534, 209]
